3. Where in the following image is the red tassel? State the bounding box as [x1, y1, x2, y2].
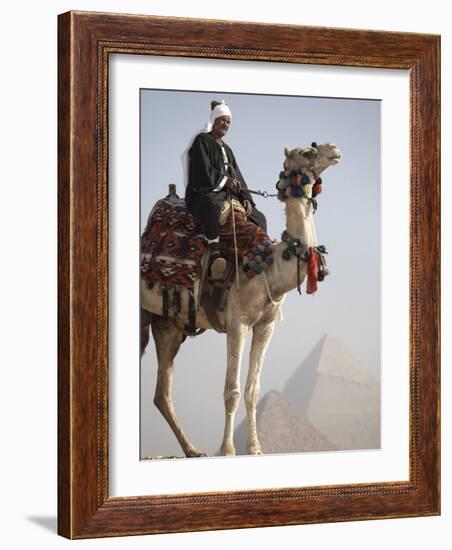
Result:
[306, 249, 319, 294]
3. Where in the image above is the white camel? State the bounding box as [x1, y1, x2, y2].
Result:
[141, 142, 341, 457]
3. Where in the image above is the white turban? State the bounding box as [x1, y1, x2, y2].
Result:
[208, 101, 232, 130]
[181, 100, 232, 187]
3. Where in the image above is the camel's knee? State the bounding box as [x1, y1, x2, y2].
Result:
[153, 390, 163, 411]
[153, 375, 173, 413]
[153, 389, 170, 414]
[224, 387, 241, 413]
[244, 388, 258, 412]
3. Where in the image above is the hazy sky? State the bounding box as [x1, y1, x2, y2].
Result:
[140, 89, 380, 457]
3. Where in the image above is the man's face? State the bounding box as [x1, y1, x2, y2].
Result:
[212, 115, 231, 138]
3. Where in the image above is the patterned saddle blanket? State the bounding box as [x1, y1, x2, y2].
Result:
[140, 197, 272, 292]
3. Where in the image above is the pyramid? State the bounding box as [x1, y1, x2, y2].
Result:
[282, 334, 380, 451]
[232, 390, 336, 455]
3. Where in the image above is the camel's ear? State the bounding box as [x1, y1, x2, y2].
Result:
[302, 148, 317, 159]
[284, 146, 291, 157]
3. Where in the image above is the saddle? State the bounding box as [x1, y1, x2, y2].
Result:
[141, 195, 273, 333]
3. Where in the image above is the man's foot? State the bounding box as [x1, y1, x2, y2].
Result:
[209, 242, 226, 280]
[211, 255, 226, 280]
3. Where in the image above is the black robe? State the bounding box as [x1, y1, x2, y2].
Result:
[185, 132, 267, 233]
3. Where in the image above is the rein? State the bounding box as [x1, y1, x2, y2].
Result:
[248, 171, 321, 212]
[247, 187, 318, 214]
[247, 188, 278, 199]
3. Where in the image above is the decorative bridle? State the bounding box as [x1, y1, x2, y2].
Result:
[243, 143, 329, 294]
[248, 144, 324, 211]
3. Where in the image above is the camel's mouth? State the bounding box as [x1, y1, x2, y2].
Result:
[327, 151, 342, 164]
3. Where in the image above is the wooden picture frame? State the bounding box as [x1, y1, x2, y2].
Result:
[58, 11, 440, 539]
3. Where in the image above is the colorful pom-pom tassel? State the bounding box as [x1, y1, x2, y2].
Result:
[312, 183, 322, 197]
[304, 183, 313, 198]
[282, 249, 291, 261]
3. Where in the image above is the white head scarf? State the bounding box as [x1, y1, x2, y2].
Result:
[181, 100, 232, 187]
[207, 101, 232, 131]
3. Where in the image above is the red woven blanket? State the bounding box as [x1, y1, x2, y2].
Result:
[219, 207, 271, 262]
[141, 198, 207, 290]
[141, 198, 272, 290]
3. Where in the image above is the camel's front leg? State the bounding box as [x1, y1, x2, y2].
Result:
[245, 321, 275, 455]
[220, 321, 248, 456]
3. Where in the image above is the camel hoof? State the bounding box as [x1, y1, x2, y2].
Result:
[248, 443, 263, 455]
[220, 444, 236, 457]
[186, 447, 207, 458]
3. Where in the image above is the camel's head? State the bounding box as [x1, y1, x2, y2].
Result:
[277, 143, 341, 201]
[283, 143, 342, 178]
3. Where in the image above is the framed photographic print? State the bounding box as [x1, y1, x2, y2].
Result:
[58, 11, 440, 538]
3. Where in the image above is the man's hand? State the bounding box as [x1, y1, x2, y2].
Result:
[226, 177, 241, 193]
[243, 200, 253, 216]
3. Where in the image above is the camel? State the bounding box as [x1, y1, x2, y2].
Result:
[141, 142, 341, 457]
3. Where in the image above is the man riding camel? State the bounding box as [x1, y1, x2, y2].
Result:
[184, 100, 267, 279]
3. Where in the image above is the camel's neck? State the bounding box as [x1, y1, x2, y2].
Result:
[265, 198, 318, 298]
[285, 197, 317, 246]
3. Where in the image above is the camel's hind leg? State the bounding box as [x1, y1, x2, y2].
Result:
[150, 315, 206, 458]
[140, 308, 153, 357]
